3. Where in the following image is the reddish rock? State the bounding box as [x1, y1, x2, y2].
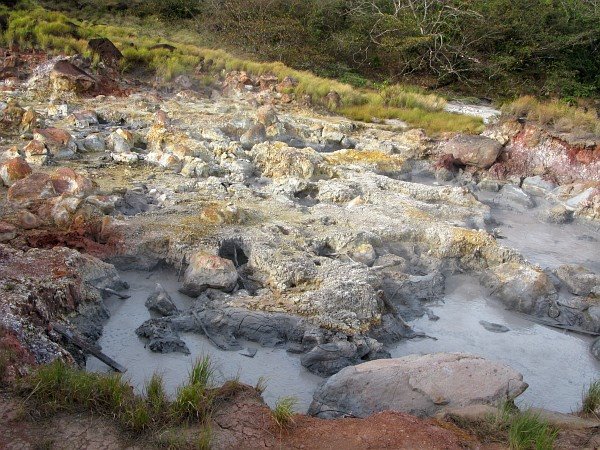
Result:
[50, 168, 94, 197]
[51, 60, 96, 93]
[0, 222, 17, 242]
[23, 139, 49, 165]
[276, 76, 297, 93]
[33, 127, 76, 159]
[17, 210, 42, 230]
[0, 157, 32, 186]
[7, 172, 57, 205]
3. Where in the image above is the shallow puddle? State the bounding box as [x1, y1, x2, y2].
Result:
[86, 269, 323, 412]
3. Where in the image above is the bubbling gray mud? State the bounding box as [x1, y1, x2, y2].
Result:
[86, 269, 322, 411]
[391, 274, 600, 413]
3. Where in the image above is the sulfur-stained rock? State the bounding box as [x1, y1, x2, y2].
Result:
[253, 141, 326, 180]
[180, 253, 238, 297]
[481, 262, 557, 315]
[50, 60, 96, 94]
[0, 157, 32, 186]
[554, 264, 600, 297]
[108, 128, 134, 153]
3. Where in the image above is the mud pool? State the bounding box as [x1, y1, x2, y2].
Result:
[391, 274, 600, 413]
[86, 269, 323, 411]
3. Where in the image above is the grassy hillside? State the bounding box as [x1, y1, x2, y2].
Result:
[0, 4, 485, 134]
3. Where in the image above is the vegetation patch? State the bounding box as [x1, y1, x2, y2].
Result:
[582, 379, 600, 417]
[502, 96, 600, 135]
[272, 396, 297, 428]
[16, 357, 220, 446]
[1, 4, 484, 134]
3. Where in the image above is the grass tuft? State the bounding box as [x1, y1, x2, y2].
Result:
[508, 411, 558, 450]
[582, 379, 600, 416]
[272, 396, 297, 428]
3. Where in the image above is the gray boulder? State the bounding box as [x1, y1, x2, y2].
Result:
[440, 135, 503, 169]
[493, 185, 535, 210]
[308, 353, 528, 418]
[145, 283, 178, 316]
[554, 264, 600, 297]
[481, 263, 557, 315]
[180, 252, 238, 297]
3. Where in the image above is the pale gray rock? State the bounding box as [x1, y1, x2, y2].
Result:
[440, 135, 503, 169]
[240, 123, 267, 150]
[180, 252, 238, 297]
[309, 353, 528, 418]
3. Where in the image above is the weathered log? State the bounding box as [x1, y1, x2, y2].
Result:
[52, 323, 126, 372]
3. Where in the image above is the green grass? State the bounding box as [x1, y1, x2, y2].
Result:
[447, 402, 558, 449]
[582, 379, 600, 416]
[2, 5, 484, 134]
[508, 411, 558, 450]
[272, 396, 297, 428]
[502, 95, 600, 135]
[18, 357, 220, 445]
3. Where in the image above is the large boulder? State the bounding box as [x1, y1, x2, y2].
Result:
[180, 253, 238, 297]
[440, 134, 503, 169]
[554, 264, 600, 297]
[50, 168, 94, 197]
[50, 60, 96, 93]
[253, 141, 327, 180]
[481, 262, 557, 315]
[7, 172, 57, 205]
[308, 353, 528, 419]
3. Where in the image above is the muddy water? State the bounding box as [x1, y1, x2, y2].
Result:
[489, 201, 600, 272]
[86, 270, 322, 411]
[391, 275, 600, 413]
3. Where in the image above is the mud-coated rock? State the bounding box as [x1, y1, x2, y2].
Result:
[301, 339, 389, 376]
[88, 38, 123, 67]
[440, 135, 503, 169]
[481, 262, 557, 315]
[592, 337, 600, 361]
[180, 253, 238, 297]
[145, 283, 178, 316]
[554, 264, 600, 297]
[308, 353, 528, 418]
[135, 318, 190, 354]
